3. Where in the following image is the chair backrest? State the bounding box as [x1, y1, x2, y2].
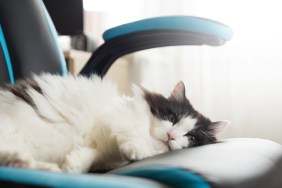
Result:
[0, 0, 67, 86]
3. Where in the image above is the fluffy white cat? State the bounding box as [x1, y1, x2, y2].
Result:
[0, 74, 229, 173]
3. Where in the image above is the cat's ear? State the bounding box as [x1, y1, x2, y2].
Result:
[170, 81, 186, 101]
[209, 120, 230, 135]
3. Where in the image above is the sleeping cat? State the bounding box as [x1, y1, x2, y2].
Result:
[0, 74, 229, 173]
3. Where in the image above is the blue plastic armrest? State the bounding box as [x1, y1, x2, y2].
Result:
[80, 16, 233, 77]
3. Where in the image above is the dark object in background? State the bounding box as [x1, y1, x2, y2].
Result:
[43, 0, 84, 36]
[43, 0, 96, 52]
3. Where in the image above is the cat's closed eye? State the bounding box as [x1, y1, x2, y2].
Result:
[187, 135, 199, 147]
[189, 135, 197, 142]
[168, 114, 176, 124]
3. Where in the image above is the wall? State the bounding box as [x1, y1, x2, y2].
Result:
[85, 0, 282, 144]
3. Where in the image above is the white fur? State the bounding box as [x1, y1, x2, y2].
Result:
[149, 114, 197, 150]
[168, 117, 197, 150]
[0, 74, 195, 172]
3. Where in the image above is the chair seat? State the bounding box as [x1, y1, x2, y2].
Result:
[0, 138, 281, 188]
[0, 168, 168, 188]
[110, 138, 282, 188]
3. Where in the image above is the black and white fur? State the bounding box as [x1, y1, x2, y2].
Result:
[0, 74, 229, 172]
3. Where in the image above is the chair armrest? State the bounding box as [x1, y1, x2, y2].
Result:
[80, 16, 233, 77]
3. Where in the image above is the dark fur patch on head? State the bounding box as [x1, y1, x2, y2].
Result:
[143, 91, 194, 124]
[4, 79, 42, 108]
[187, 116, 217, 147]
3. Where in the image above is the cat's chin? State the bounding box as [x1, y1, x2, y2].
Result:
[152, 139, 169, 153]
[163, 141, 183, 151]
[158, 138, 179, 151]
[167, 140, 186, 151]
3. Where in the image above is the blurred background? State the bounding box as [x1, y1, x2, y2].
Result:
[45, 0, 282, 144]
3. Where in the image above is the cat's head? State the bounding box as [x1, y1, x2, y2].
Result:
[142, 81, 229, 150]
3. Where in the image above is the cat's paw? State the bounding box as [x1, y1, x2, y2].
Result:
[35, 162, 62, 172]
[5, 159, 29, 168]
[120, 142, 153, 161]
[61, 153, 82, 173]
[4, 153, 34, 169]
[61, 148, 96, 173]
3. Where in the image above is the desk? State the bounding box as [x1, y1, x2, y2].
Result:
[64, 50, 92, 75]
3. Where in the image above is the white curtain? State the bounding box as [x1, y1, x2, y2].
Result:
[84, 0, 282, 144]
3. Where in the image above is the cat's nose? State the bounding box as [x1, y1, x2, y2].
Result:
[167, 133, 176, 141]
